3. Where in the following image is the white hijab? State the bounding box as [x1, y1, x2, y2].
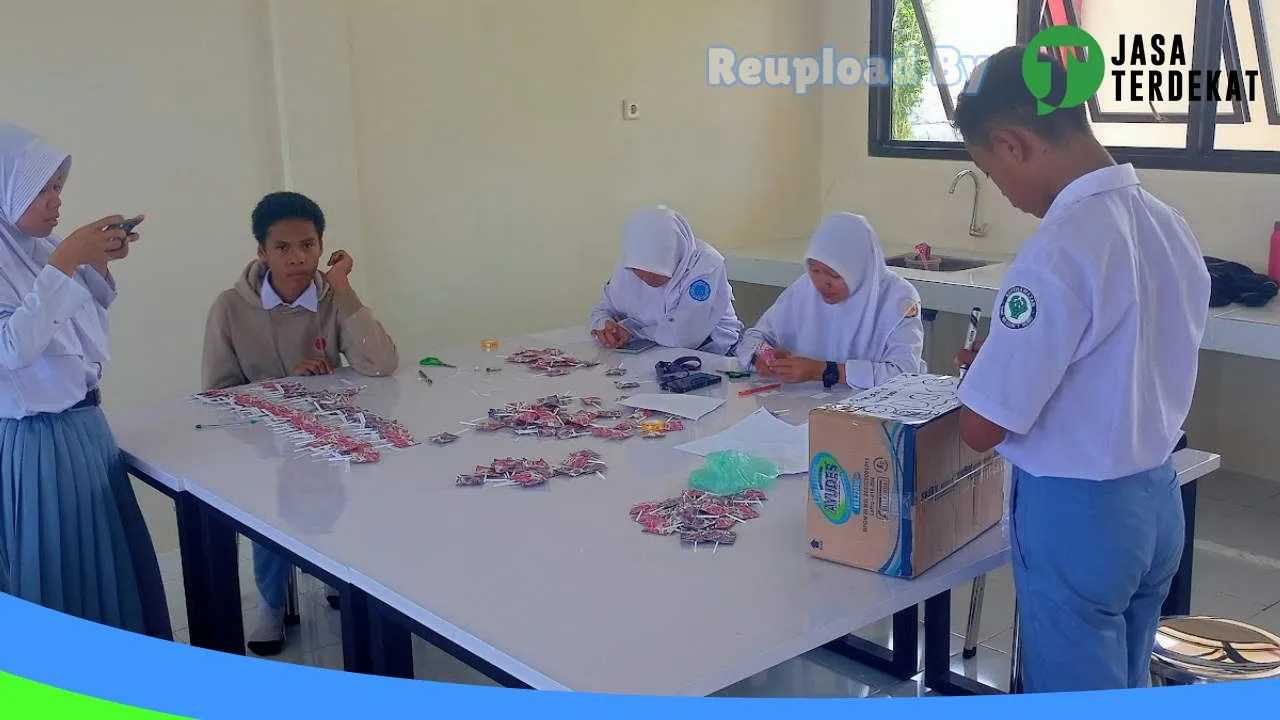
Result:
[611, 206, 722, 317]
[0, 125, 108, 365]
[766, 212, 918, 362]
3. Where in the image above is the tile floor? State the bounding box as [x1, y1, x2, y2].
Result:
[156, 469, 1280, 697]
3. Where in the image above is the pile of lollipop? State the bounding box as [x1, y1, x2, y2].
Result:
[192, 389, 381, 463]
[259, 381, 417, 449]
[629, 489, 768, 551]
[457, 394, 683, 442]
[505, 347, 600, 377]
[456, 450, 607, 488]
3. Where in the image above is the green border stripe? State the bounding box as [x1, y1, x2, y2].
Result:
[0, 671, 190, 719]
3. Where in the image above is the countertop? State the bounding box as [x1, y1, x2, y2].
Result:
[725, 238, 1280, 362]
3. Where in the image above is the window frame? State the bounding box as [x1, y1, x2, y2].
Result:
[866, 0, 1280, 173]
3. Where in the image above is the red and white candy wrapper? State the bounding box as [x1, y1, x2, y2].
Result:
[191, 383, 414, 463]
[631, 489, 767, 551]
[506, 347, 599, 376]
[756, 342, 777, 368]
[915, 242, 932, 261]
[467, 395, 680, 445]
[461, 450, 607, 490]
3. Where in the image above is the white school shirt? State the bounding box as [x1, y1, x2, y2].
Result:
[589, 248, 744, 355]
[957, 164, 1210, 480]
[0, 246, 115, 420]
[733, 212, 927, 391]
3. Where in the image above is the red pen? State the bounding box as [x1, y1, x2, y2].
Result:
[739, 383, 782, 397]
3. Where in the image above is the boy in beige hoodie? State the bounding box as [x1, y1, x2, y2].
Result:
[201, 191, 398, 656]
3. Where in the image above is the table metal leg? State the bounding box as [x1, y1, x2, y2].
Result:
[823, 605, 920, 681]
[176, 493, 244, 655]
[1008, 601, 1022, 694]
[341, 585, 414, 679]
[1162, 479, 1198, 617]
[963, 575, 986, 658]
[285, 568, 301, 627]
[923, 590, 1002, 696]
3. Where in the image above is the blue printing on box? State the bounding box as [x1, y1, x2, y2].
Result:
[878, 420, 915, 578]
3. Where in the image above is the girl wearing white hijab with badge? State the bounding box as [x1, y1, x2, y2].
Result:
[736, 212, 926, 391]
[590, 206, 744, 355]
[0, 124, 170, 640]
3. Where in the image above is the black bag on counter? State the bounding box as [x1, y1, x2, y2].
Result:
[1204, 256, 1278, 308]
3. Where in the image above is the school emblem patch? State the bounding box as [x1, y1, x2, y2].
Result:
[903, 301, 920, 319]
[689, 279, 712, 302]
[1000, 286, 1037, 330]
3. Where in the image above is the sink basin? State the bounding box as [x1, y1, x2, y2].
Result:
[885, 253, 995, 272]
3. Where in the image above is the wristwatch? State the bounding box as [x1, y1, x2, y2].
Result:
[822, 361, 840, 389]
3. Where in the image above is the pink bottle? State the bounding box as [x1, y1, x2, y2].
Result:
[1271, 222, 1280, 282]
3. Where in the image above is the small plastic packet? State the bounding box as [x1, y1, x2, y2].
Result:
[687, 451, 779, 495]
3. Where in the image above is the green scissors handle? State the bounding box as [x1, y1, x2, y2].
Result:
[419, 356, 456, 369]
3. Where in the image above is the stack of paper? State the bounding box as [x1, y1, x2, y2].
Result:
[617, 394, 726, 421]
[673, 408, 810, 475]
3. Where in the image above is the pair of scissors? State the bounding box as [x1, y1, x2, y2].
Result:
[419, 356, 456, 369]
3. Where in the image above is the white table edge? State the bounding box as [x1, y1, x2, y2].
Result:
[346, 569, 571, 691]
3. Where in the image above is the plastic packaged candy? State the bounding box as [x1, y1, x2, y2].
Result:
[686, 451, 779, 495]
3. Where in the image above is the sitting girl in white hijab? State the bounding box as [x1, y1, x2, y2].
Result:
[735, 212, 926, 391]
[590, 206, 744, 355]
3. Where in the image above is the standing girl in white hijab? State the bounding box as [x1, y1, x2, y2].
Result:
[736, 212, 926, 391]
[0, 125, 170, 640]
[590, 206, 744, 355]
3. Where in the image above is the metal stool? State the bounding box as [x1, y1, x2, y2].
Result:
[1151, 616, 1280, 686]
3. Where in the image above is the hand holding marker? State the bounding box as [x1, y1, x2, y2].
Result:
[958, 307, 982, 381]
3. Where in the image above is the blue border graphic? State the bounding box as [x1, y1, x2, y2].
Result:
[1, 570, 1279, 715]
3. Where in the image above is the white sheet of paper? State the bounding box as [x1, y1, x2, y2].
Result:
[617, 393, 726, 421]
[674, 408, 810, 475]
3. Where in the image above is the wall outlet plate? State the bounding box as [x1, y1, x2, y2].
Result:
[622, 99, 640, 121]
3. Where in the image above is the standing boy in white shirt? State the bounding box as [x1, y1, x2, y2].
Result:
[950, 46, 1211, 692]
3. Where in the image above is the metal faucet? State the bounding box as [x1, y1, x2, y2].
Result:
[949, 169, 988, 238]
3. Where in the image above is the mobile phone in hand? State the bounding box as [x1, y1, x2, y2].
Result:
[106, 216, 143, 234]
[616, 337, 657, 354]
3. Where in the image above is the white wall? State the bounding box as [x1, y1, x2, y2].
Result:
[0, 0, 284, 403]
[345, 0, 825, 353]
[0, 0, 293, 551]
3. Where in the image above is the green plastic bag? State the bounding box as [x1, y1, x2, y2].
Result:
[688, 451, 779, 495]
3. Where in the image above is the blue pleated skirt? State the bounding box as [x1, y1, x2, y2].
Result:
[0, 404, 172, 640]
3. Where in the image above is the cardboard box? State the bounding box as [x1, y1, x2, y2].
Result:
[806, 374, 1006, 578]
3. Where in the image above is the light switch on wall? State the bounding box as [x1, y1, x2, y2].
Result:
[622, 99, 640, 121]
